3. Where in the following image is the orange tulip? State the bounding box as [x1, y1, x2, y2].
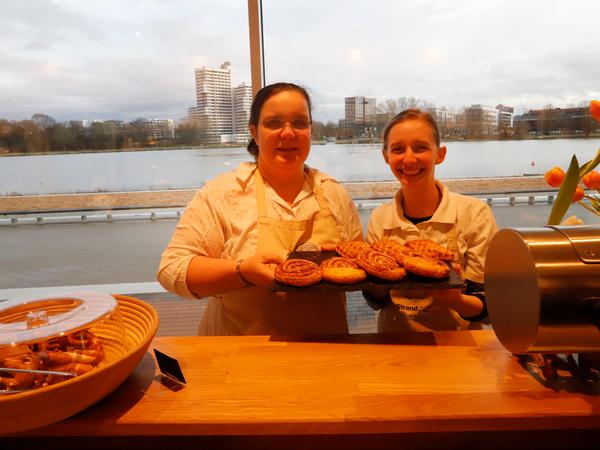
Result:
[582, 170, 600, 190]
[544, 166, 565, 187]
[590, 100, 600, 122]
[572, 186, 585, 203]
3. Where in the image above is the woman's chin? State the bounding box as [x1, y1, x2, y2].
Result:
[276, 154, 305, 167]
[399, 173, 430, 186]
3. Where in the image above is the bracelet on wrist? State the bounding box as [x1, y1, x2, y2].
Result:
[236, 259, 252, 286]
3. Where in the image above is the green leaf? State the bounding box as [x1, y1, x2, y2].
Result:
[547, 155, 580, 225]
[579, 148, 600, 178]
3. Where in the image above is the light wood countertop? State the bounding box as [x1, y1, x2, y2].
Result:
[8, 330, 600, 449]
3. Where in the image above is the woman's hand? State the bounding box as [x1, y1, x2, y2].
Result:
[239, 252, 284, 287]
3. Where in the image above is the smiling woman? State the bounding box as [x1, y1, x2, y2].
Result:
[157, 81, 363, 336]
[250, 87, 313, 200]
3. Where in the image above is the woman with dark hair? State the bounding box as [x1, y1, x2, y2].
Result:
[364, 109, 498, 332]
[158, 82, 362, 335]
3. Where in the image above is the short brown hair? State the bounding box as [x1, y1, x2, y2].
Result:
[382, 108, 441, 150]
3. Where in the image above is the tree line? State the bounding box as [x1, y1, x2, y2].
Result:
[2, 100, 598, 155]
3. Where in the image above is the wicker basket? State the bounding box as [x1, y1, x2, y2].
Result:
[0, 294, 159, 435]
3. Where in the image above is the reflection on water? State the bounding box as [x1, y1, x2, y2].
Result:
[1, 139, 598, 196]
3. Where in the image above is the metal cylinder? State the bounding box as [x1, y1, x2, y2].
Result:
[485, 225, 600, 354]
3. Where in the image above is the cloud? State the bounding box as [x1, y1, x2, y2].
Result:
[1, 0, 599, 123]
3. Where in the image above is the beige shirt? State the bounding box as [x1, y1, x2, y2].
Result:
[366, 181, 498, 332]
[366, 180, 498, 283]
[157, 162, 363, 299]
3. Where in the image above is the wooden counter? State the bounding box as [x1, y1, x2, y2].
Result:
[6, 330, 600, 449]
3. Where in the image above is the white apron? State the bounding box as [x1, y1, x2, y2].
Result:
[199, 167, 348, 336]
[378, 225, 482, 333]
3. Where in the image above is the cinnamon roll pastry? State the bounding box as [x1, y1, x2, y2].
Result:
[356, 249, 407, 281]
[335, 240, 371, 260]
[320, 257, 367, 284]
[402, 255, 450, 279]
[404, 239, 454, 262]
[274, 259, 322, 287]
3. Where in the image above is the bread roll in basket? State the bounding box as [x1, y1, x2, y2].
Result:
[0, 293, 159, 434]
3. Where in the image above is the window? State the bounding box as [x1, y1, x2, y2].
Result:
[259, 0, 600, 226]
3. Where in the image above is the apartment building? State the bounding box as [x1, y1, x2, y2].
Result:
[233, 83, 252, 144]
[130, 118, 175, 140]
[193, 61, 234, 142]
[344, 96, 376, 128]
[464, 104, 499, 137]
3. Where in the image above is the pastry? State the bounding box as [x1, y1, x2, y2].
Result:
[404, 239, 455, 262]
[274, 259, 322, 287]
[370, 239, 404, 258]
[335, 240, 371, 260]
[320, 257, 367, 284]
[356, 249, 407, 281]
[395, 247, 424, 266]
[402, 255, 450, 279]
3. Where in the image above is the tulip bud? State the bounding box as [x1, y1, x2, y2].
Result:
[572, 186, 585, 203]
[544, 166, 565, 187]
[582, 170, 600, 190]
[591, 100, 600, 122]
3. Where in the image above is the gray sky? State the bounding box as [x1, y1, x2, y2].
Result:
[1, 0, 599, 123]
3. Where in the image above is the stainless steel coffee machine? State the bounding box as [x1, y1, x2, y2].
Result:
[485, 225, 600, 354]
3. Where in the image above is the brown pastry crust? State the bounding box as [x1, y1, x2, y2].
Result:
[322, 267, 367, 284]
[335, 240, 371, 260]
[321, 256, 359, 269]
[355, 249, 407, 281]
[402, 255, 450, 279]
[320, 257, 366, 284]
[404, 239, 455, 262]
[370, 239, 404, 259]
[395, 247, 425, 266]
[274, 259, 322, 287]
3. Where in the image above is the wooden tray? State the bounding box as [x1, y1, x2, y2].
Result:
[269, 251, 463, 292]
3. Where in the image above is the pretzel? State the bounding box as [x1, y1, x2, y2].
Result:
[402, 255, 450, 279]
[320, 257, 367, 284]
[274, 259, 322, 287]
[335, 240, 371, 260]
[404, 239, 454, 262]
[356, 249, 407, 281]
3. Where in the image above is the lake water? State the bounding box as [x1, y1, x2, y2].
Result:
[1, 139, 599, 196]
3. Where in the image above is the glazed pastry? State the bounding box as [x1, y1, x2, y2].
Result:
[320, 257, 367, 284]
[370, 239, 410, 265]
[356, 249, 406, 281]
[335, 240, 371, 260]
[275, 259, 322, 287]
[403, 255, 450, 279]
[404, 239, 455, 262]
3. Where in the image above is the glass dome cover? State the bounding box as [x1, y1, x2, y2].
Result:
[0, 291, 123, 394]
[0, 291, 118, 346]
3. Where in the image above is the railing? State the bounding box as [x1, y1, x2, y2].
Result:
[1, 192, 558, 226]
